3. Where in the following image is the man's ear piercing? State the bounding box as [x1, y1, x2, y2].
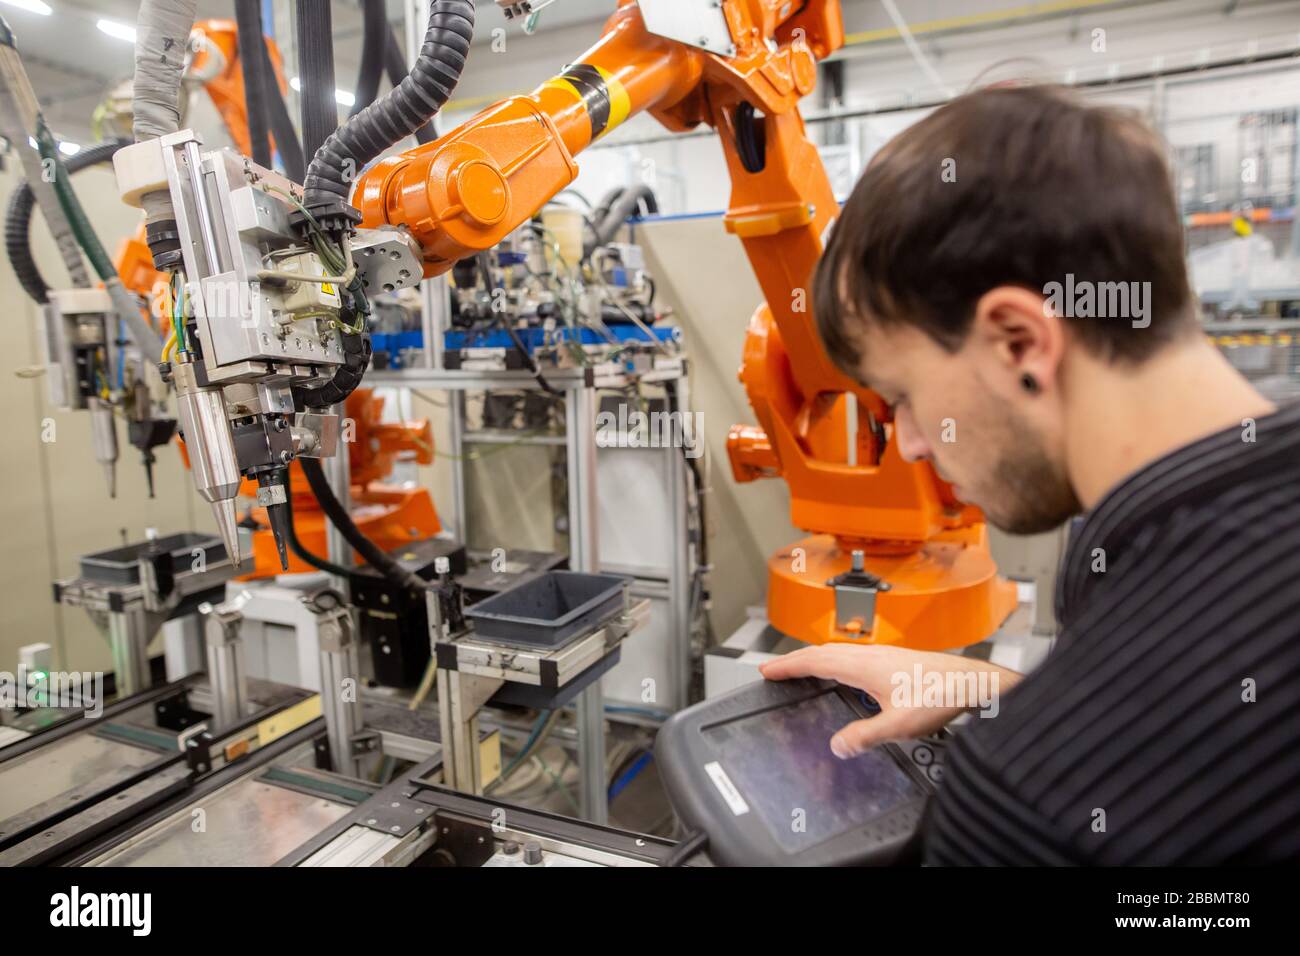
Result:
[1021, 373, 1040, 394]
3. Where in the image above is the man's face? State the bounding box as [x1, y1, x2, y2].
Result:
[853, 320, 1080, 535]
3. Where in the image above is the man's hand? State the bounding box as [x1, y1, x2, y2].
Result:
[759, 644, 1022, 759]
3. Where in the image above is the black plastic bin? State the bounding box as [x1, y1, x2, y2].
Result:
[464, 571, 629, 647]
[79, 533, 227, 585]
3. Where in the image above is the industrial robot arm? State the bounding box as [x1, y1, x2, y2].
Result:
[352, 0, 1015, 649]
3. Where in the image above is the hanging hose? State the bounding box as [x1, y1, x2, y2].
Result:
[34, 121, 162, 352]
[295, 0, 340, 164]
[384, 29, 436, 144]
[583, 184, 659, 258]
[590, 186, 628, 232]
[352, 11, 438, 145]
[259, 50, 306, 183]
[291, 0, 460, 405]
[282, 471, 358, 580]
[351, 0, 387, 119]
[233, 0, 272, 168]
[299, 456, 428, 594]
[302, 0, 473, 216]
[5, 138, 128, 305]
[289, 2, 473, 599]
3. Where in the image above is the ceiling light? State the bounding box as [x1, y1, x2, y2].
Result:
[25, 136, 83, 156]
[288, 76, 356, 106]
[1, 1, 54, 17]
[96, 19, 137, 43]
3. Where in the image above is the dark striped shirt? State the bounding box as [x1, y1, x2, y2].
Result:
[925, 400, 1300, 864]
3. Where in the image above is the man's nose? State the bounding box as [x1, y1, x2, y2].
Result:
[892, 406, 930, 463]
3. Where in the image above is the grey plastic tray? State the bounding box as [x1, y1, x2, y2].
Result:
[464, 571, 629, 647]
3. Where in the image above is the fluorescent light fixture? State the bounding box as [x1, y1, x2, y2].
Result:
[25, 136, 83, 156]
[289, 76, 356, 107]
[96, 19, 137, 43]
[1, 0, 54, 16]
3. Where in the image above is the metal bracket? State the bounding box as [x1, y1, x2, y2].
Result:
[357, 795, 436, 839]
[350, 729, 381, 757]
[827, 550, 891, 635]
[426, 811, 495, 867]
[639, 0, 736, 58]
[153, 688, 205, 732]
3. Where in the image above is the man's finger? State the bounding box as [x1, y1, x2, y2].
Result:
[758, 646, 840, 682]
[829, 715, 904, 759]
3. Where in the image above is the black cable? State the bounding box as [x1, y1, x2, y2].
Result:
[295, 0, 340, 163]
[303, 0, 472, 214]
[477, 250, 561, 395]
[300, 457, 429, 595]
[590, 186, 625, 226]
[351, 0, 387, 118]
[664, 378, 708, 570]
[664, 829, 709, 867]
[282, 469, 359, 579]
[583, 184, 659, 258]
[4, 138, 129, 305]
[234, 0, 273, 168]
[257, 37, 306, 182]
[293, 318, 372, 408]
[384, 27, 436, 144]
[735, 101, 766, 174]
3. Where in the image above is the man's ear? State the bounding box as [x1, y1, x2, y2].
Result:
[969, 286, 1065, 393]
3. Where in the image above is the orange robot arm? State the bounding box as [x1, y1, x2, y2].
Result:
[353, 1, 1015, 649]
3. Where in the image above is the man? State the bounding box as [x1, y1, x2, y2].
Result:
[761, 84, 1299, 864]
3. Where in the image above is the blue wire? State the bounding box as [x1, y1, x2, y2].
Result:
[605, 704, 669, 721]
[608, 751, 653, 802]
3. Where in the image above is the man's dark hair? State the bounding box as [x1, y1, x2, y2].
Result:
[813, 85, 1196, 375]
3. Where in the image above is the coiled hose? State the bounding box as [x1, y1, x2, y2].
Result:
[384, 29, 436, 144]
[294, 320, 373, 408]
[288, 2, 474, 600]
[5, 138, 129, 305]
[302, 0, 472, 213]
[353, 1, 436, 145]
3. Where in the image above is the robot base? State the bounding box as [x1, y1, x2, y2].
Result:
[767, 530, 1019, 651]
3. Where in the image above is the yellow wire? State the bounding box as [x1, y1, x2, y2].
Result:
[161, 327, 177, 363]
